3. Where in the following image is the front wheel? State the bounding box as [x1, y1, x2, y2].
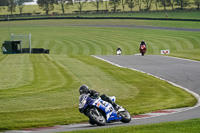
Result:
[120, 109, 131, 123]
[87, 108, 106, 126]
[141, 53, 145, 56]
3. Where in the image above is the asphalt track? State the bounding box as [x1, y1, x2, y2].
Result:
[68, 25, 200, 32]
[4, 55, 200, 133]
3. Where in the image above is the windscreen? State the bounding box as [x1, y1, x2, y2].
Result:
[79, 94, 87, 103]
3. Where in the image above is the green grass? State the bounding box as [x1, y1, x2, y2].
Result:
[0, 19, 199, 131]
[0, 54, 197, 131]
[2, 18, 200, 29]
[1, 11, 200, 22]
[64, 119, 200, 133]
[1, 19, 200, 57]
[68, 11, 200, 20]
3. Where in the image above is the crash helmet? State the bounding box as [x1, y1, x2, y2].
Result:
[141, 40, 145, 45]
[79, 85, 90, 95]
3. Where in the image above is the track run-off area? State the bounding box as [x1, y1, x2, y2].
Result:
[3, 55, 200, 133]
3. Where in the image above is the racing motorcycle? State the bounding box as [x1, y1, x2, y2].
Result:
[140, 45, 146, 56]
[116, 50, 122, 55]
[79, 94, 131, 126]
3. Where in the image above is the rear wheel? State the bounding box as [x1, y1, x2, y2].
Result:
[87, 108, 106, 126]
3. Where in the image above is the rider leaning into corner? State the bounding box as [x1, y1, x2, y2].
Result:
[79, 85, 120, 112]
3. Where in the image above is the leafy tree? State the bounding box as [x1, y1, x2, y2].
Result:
[17, 0, 33, 14]
[143, 0, 153, 10]
[90, 0, 103, 12]
[127, 0, 135, 11]
[171, 0, 175, 9]
[159, 0, 171, 10]
[7, 0, 16, 15]
[105, 1, 109, 10]
[121, 0, 127, 12]
[37, 0, 56, 15]
[74, 0, 87, 12]
[194, 0, 200, 9]
[154, 0, 159, 10]
[135, 0, 142, 11]
[109, 0, 121, 12]
[0, 0, 8, 12]
[174, 0, 190, 9]
[56, 0, 73, 14]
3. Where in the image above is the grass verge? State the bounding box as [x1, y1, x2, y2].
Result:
[64, 119, 200, 133]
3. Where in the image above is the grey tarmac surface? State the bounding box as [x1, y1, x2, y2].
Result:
[3, 55, 200, 133]
[94, 55, 200, 122]
[68, 25, 200, 32]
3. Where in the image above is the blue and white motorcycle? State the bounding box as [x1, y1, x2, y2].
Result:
[79, 94, 131, 126]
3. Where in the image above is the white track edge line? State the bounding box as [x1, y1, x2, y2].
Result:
[92, 55, 200, 116]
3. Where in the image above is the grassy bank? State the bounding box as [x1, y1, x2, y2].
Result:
[1, 11, 200, 22]
[65, 119, 200, 133]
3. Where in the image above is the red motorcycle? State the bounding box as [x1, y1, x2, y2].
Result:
[140, 45, 146, 56]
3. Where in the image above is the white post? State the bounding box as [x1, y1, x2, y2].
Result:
[29, 34, 32, 53]
[11, 33, 14, 41]
[20, 41, 22, 53]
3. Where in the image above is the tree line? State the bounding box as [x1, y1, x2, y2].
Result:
[0, 0, 199, 15]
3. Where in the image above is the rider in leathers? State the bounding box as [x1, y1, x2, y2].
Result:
[139, 40, 147, 50]
[79, 85, 120, 112]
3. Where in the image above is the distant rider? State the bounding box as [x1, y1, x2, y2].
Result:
[116, 46, 122, 55]
[139, 40, 147, 50]
[79, 85, 120, 111]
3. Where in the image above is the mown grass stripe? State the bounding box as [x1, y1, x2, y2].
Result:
[86, 37, 108, 55]
[35, 40, 44, 48]
[60, 40, 73, 55]
[83, 38, 102, 55]
[186, 36, 200, 49]
[75, 38, 91, 55]
[80, 39, 96, 55]
[62, 40, 74, 55]
[0, 55, 33, 90]
[29, 54, 67, 92]
[94, 35, 122, 55]
[47, 40, 57, 54]
[0, 54, 7, 62]
[63, 38, 80, 55]
[99, 34, 133, 55]
[70, 38, 84, 55]
[179, 36, 200, 49]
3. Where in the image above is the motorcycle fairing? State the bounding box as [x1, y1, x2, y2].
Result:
[140, 45, 146, 49]
[93, 97, 122, 122]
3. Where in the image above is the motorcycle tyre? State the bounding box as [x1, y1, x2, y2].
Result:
[89, 119, 95, 125]
[120, 110, 131, 123]
[87, 108, 106, 126]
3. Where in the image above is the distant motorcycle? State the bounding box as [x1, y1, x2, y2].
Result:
[116, 50, 122, 55]
[140, 45, 146, 56]
[79, 94, 131, 126]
